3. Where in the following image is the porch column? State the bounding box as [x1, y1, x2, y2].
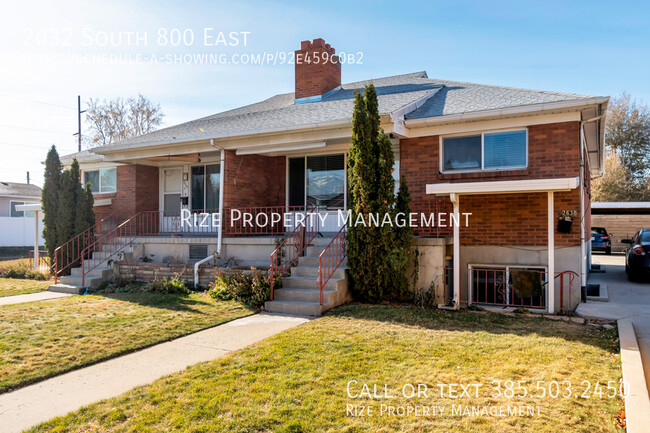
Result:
[548, 192, 555, 314]
[451, 193, 460, 310]
[33, 210, 39, 271]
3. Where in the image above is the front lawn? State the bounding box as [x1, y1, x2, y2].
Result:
[0, 278, 50, 297]
[0, 292, 253, 392]
[31, 304, 622, 433]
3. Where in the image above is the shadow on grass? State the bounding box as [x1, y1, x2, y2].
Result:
[88, 290, 215, 314]
[326, 303, 619, 354]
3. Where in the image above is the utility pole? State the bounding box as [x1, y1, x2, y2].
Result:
[73, 95, 86, 152]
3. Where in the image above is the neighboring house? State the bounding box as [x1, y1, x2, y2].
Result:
[58, 38, 608, 315]
[0, 181, 44, 247]
[592, 202, 650, 252]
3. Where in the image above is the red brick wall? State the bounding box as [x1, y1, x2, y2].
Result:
[91, 165, 159, 222]
[400, 121, 582, 246]
[223, 151, 285, 209]
[295, 38, 341, 99]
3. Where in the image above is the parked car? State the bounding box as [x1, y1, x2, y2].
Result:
[591, 227, 612, 255]
[622, 228, 650, 281]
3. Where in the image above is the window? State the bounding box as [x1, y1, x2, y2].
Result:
[306, 154, 345, 210]
[191, 164, 220, 211]
[84, 168, 117, 193]
[10, 201, 37, 218]
[470, 264, 546, 308]
[442, 129, 527, 171]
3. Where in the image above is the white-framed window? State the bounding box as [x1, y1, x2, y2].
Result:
[84, 168, 117, 193]
[10, 201, 37, 218]
[441, 129, 528, 172]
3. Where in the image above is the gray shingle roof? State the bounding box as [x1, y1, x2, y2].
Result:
[405, 78, 594, 119]
[89, 71, 598, 151]
[0, 182, 42, 198]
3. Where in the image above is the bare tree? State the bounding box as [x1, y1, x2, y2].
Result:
[84, 94, 164, 148]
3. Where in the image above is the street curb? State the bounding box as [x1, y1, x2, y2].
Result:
[618, 318, 650, 433]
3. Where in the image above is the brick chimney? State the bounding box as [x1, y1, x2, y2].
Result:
[294, 38, 341, 101]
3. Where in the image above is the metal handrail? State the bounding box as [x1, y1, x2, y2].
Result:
[269, 205, 318, 300]
[316, 224, 347, 305]
[53, 212, 115, 284]
[80, 212, 142, 287]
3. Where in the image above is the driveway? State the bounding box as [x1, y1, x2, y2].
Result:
[579, 253, 650, 386]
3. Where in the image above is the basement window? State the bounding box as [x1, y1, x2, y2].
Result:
[442, 129, 527, 172]
[189, 244, 209, 260]
[84, 168, 117, 193]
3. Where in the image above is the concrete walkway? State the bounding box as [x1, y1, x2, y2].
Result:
[0, 291, 70, 306]
[0, 313, 310, 433]
[577, 254, 650, 385]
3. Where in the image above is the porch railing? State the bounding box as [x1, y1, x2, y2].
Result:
[451, 267, 580, 310]
[53, 213, 116, 284]
[269, 206, 318, 300]
[136, 206, 311, 236]
[317, 224, 347, 305]
[29, 250, 49, 272]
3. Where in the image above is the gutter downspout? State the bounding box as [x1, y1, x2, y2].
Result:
[194, 139, 226, 287]
[579, 109, 603, 295]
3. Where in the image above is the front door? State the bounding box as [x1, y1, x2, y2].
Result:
[161, 167, 182, 232]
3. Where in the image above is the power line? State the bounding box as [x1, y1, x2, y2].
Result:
[0, 141, 75, 151]
[0, 123, 71, 135]
[0, 93, 76, 110]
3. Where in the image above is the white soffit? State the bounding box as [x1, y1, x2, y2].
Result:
[426, 177, 580, 195]
[235, 141, 326, 156]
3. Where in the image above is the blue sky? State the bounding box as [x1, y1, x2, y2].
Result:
[1, 0, 648, 185]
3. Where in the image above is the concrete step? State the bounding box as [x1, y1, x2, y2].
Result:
[298, 256, 347, 267]
[292, 265, 346, 279]
[264, 300, 323, 316]
[70, 266, 111, 277]
[274, 287, 337, 303]
[48, 284, 83, 294]
[309, 236, 336, 246]
[58, 275, 105, 289]
[304, 245, 327, 257]
[98, 245, 134, 255]
[281, 275, 341, 291]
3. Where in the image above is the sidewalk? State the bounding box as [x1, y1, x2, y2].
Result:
[0, 313, 311, 433]
[0, 291, 70, 306]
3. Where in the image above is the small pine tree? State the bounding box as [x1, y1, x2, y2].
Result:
[42, 146, 62, 269]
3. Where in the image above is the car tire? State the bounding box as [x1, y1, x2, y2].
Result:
[628, 270, 637, 282]
[605, 247, 612, 255]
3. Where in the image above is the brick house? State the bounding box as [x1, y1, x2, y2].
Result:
[57, 38, 608, 316]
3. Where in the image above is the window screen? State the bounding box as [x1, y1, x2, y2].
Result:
[484, 130, 527, 169]
[443, 135, 481, 170]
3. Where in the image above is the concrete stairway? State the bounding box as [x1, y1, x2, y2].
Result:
[264, 236, 350, 317]
[48, 243, 135, 294]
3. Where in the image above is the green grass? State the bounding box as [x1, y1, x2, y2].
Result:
[30, 304, 622, 433]
[0, 278, 50, 297]
[0, 292, 253, 392]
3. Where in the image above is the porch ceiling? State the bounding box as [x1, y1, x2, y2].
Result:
[425, 177, 580, 196]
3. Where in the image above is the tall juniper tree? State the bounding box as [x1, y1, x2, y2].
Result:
[347, 84, 407, 301]
[42, 146, 62, 269]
